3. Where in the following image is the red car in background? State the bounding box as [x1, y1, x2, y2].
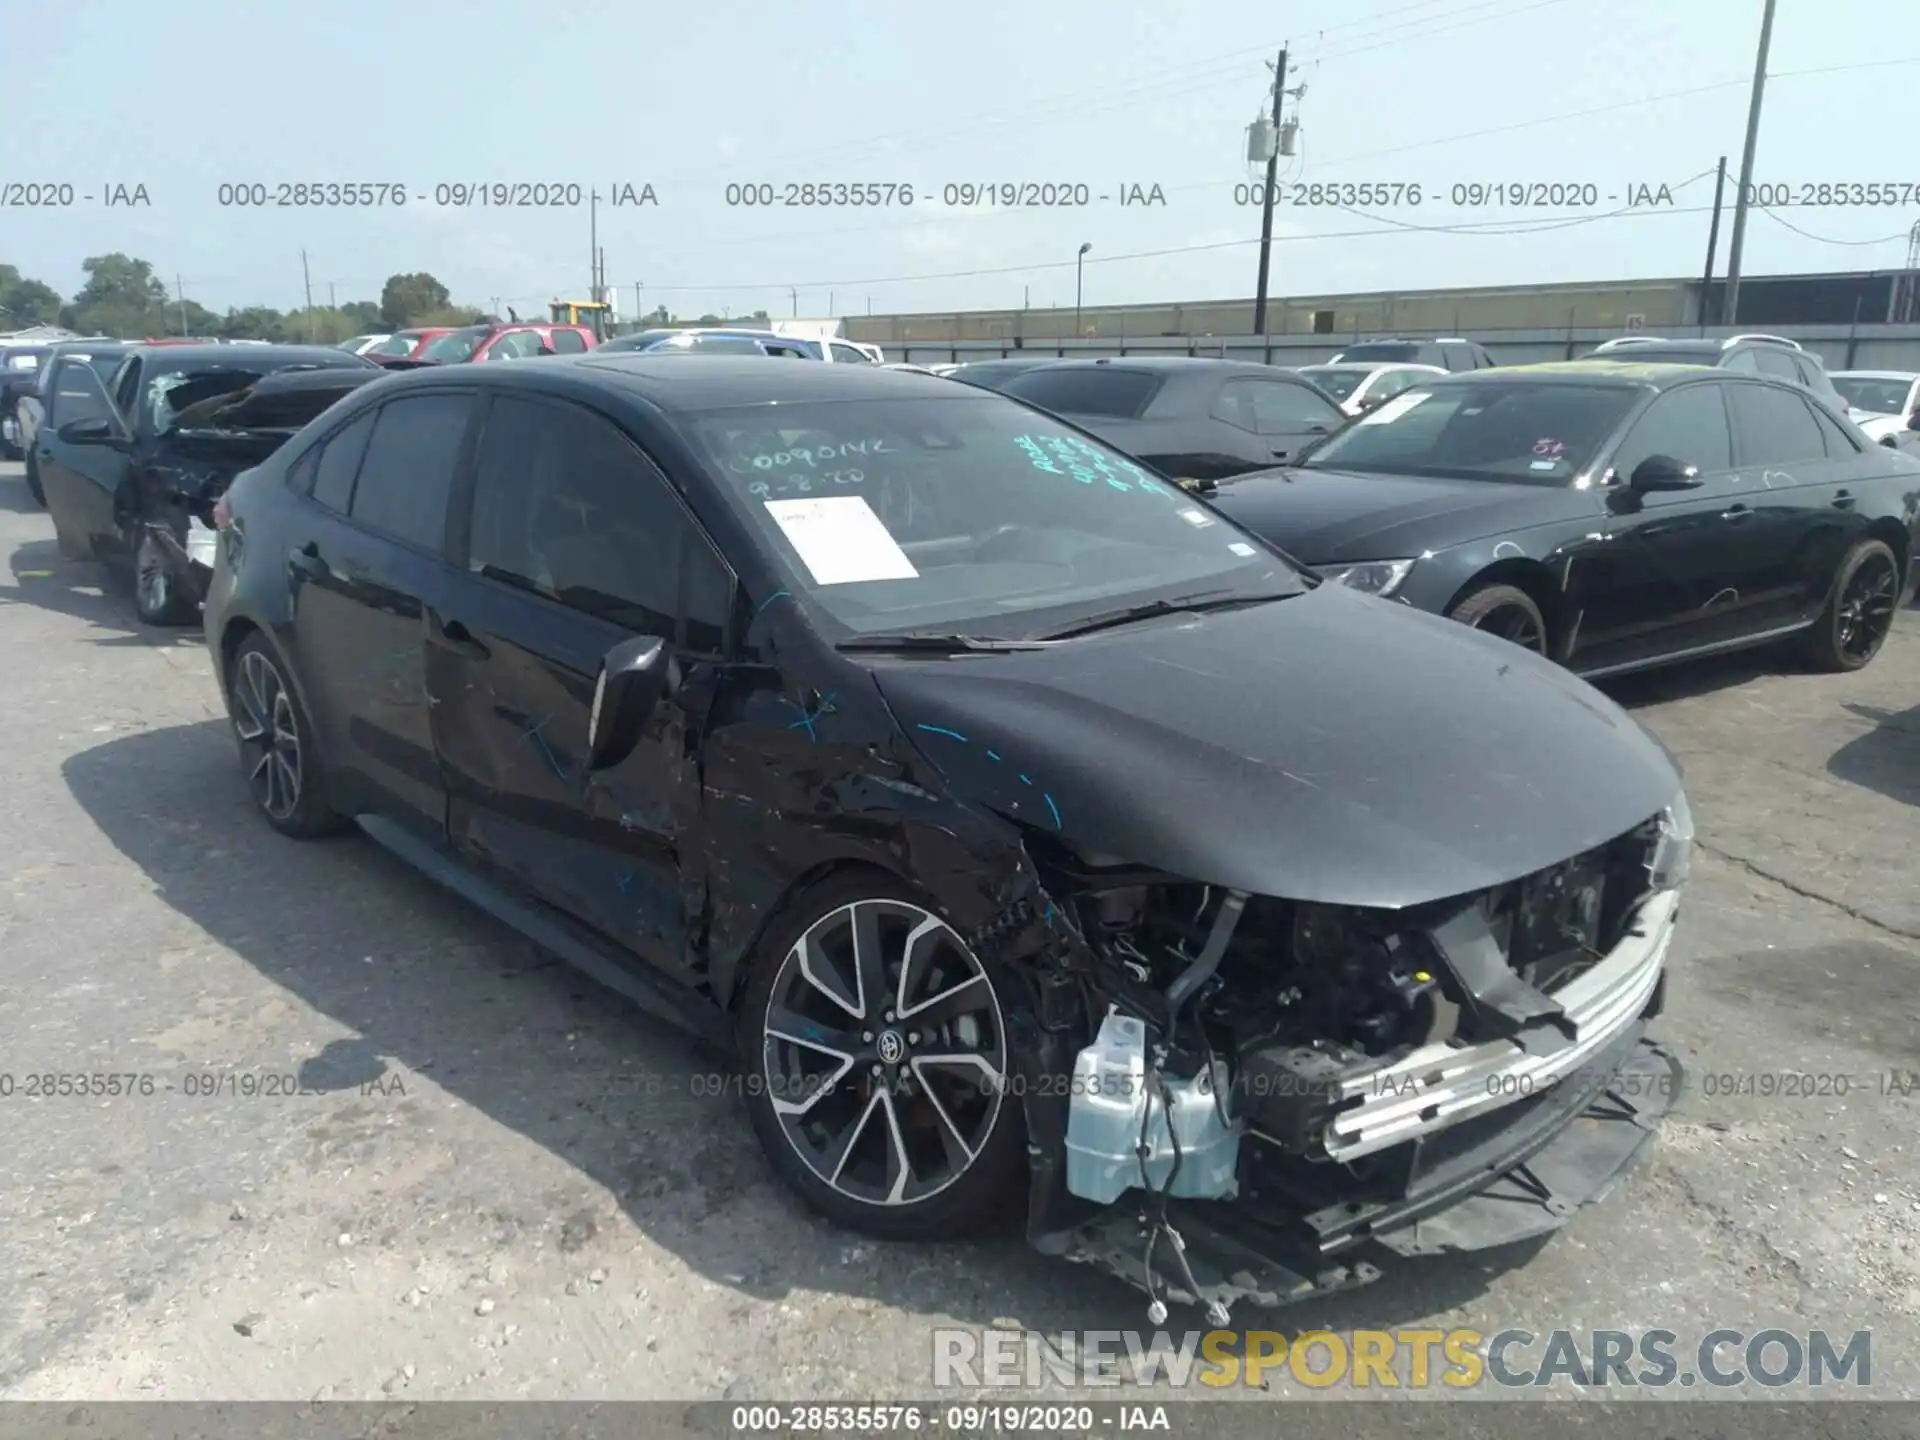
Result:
[417, 323, 598, 364]
[365, 327, 454, 360]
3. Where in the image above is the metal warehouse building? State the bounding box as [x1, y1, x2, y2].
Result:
[845, 268, 1912, 345]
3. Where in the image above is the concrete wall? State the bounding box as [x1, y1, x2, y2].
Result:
[884, 323, 1920, 373]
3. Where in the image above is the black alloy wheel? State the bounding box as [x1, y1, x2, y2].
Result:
[226, 634, 346, 838]
[1800, 538, 1900, 672]
[739, 878, 1024, 1240]
[1448, 582, 1549, 655]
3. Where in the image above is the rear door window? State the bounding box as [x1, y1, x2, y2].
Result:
[347, 393, 476, 550]
[1245, 379, 1344, 433]
[1751, 348, 1801, 382]
[1728, 383, 1827, 466]
[49, 362, 114, 426]
[549, 329, 588, 354]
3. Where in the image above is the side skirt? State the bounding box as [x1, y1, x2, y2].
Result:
[356, 812, 735, 1053]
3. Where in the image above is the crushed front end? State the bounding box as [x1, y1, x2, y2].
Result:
[985, 795, 1692, 1322]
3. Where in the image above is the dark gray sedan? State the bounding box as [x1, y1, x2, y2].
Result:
[1204, 361, 1918, 678]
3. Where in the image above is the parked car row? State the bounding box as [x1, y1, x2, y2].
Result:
[15, 332, 1912, 1321]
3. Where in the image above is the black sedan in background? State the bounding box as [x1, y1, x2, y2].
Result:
[998, 357, 1348, 481]
[16, 342, 132, 504]
[201, 354, 1690, 1317]
[35, 343, 381, 624]
[0, 346, 52, 459]
[1204, 362, 1919, 677]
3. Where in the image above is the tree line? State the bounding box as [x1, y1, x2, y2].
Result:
[0, 255, 487, 341]
[2, 255, 775, 341]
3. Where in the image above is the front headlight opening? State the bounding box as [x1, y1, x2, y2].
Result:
[1316, 558, 1414, 596]
[1648, 791, 1694, 892]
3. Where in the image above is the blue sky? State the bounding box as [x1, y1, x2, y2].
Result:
[3, 0, 1911, 320]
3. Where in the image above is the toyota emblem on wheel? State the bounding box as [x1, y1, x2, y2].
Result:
[876, 1030, 905, 1065]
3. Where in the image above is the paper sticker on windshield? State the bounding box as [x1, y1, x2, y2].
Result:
[1178, 507, 1215, 528]
[1530, 459, 1559, 471]
[764, 496, 919, 586]
[1228, 542, 1257, 556]
[1358, 390, 1430, 425]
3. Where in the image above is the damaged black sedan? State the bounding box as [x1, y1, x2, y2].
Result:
[202, 356, 1691, 1319]
[36, 343, 381, 624]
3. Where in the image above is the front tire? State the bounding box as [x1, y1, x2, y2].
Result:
[226, 633, 348, 838]
[1447, 582, 1549, 654]
[1797, 538, 1899, 672]
[133, 529, 196, 626]
[738, 874, 1025, 1241]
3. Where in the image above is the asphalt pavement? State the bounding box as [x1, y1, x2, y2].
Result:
[0, 457, 1914, 1409]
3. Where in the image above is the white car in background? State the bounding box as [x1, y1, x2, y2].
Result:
[336, 334, 393, 355]
[1295, 360, 1447, 417]
[1831, 370, 1920, 426]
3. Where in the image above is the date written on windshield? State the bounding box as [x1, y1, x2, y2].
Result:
[214, 182, 658, 208]
[1, 182, 150, 207]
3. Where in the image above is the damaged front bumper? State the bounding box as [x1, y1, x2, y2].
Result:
[1008, 873, 1683, 1320]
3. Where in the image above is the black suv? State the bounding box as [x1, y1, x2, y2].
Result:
[1327, 337, 1496, 371]
[1581, 334, 1850, 415]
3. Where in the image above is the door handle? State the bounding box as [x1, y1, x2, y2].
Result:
[1270, 448, 1290, 459]
[428, 617, 490, 661]
[1723, 504, 1752, 520]
[1832, 489, 1856, 510]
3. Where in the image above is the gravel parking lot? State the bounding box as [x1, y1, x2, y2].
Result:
[0, 454, 1915, 1406]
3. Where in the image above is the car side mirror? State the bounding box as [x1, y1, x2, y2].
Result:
[1881, 433, 1900, 449]
[1907, 410, 1920, 432]
[57, 416, 122, 447]
[587, 634, 675, 771]
[1628, 454, 1701, 491]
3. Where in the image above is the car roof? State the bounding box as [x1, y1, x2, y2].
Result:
[1832, 369, 1919, 380]
[126, 343, 377, 367]
[46, 340, 131, 356]
[371, 352, 968, 410]
[1301, 360, 1445, 372]
[1014, 356, 1304, 376]
[1480, 360, 1792, 389]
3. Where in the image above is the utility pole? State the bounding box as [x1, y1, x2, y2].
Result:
[1698, 156, 1729, 333]
[633, 281, 643, 320]
[589, 191, 601, 303]
[300, 249, 315, 341]
[1252, 46, 1290, 336]
[1722, 0, 1778, 327]
[328, 281, 336, 311]
[1075, 243, 1091, 337]
[176, 274, 188, 336]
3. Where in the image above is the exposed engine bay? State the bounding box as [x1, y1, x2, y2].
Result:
[1002, 801, 1690, 1321]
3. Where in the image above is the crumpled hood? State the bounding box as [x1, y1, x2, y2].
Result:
[1206, 467, 1595, 562]
[866, 583, 1680, 909]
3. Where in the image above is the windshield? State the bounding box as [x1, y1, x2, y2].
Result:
[421, 328, 488, 362]
[1832, 375, 1915, 414]
[1332, 343, 1423, 364]
[1297, 379, 1640, 485]
[999, 367, 1160, 418]
[371, 334, 421, 355]
[1299, 367, 1368, 401]
[145, 356, 362, 433]
[675, 395, 1303, 640]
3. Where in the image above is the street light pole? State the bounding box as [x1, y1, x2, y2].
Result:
[1722, 0, 1778, 327]
[1075, 242, 1091, 340]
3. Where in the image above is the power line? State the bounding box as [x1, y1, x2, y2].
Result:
[1307, 0, 1587, 63]
[1755, 207, 1914, 248]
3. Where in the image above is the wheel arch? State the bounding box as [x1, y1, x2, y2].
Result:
[712, 856, 914, 1014]
[1443, 557, 1567, 652]
[1863, 517, 1911, 588]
